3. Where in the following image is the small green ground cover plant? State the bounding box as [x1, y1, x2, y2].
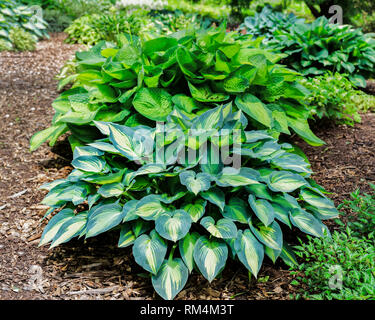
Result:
[269, 16, 375, 87]
[0, 0, 49, 50]
[30, 24, 324, 152]
[38, 104, 338, 300]
[301, 72, 375, 126]
[292, 185, 375, 300]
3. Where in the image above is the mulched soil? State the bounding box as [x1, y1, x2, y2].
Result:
[0, 33, 374, 301]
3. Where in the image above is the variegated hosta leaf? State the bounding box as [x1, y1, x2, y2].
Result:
[86, 203, 124, 238]
[216, 167, 260, 187]
[270, 202, 292, 228]
[289, 208, 327, 237]
[151, 258, 189, 300]
[249, 220, 283, 251]
[132, 219, 152, 237]
[300, 188, 339, 220]
[267, 171, 307, 193]
[155, 210, 192, 242]
[132, 230, 167, 274]
[123, 163, 166, 186]
[50, 212, 88, 249]
[182, 199, 207, 223]
[234, 229, 264, 277]
[200, 217, 237, 239]
[179, 232, 200, 273]
[39, 208, 75, 246]
[201, 187, 225, 211]
[73, 146, 104, 158]
[118, 224, 136, 248]
[122, 200, 138, 222]
[265, 246, 281, 264]
[222, 197, 251, 223]
[97, 182, 124, 198]
[135, 194, 166, 221]
[88, 141, 120, 154]
[81, 169, 125, 185]
[245, 183, 273, 201]
[279, 243, 298, 267]
[193, 236, 228, 282]
[271, 153, 312, 174]
[248, 194, 275, 227]
[71, 155, 107, 173]
[179, 171, 211, 195]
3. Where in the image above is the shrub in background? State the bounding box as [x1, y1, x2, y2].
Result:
[270, 16, 375, 87]
[9, 26, 36, 50]
[30, 25, 325, 152]
[38, 105, 338, 299]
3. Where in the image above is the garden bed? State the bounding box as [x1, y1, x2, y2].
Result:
[0, 33, 374, 300]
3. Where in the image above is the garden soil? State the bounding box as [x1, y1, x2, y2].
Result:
[0, 34, 374, 300]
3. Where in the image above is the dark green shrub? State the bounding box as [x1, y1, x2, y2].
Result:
[38, 105, 338, 299]
[270, 17, 375, 87]
[30, 25, 324, 152]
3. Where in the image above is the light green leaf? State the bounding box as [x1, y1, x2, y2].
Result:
[118, 224, 136, 248]
[97, 182, 124, 198]
[71, 156, 107, 173]
[216, 167, 260, 187]
[235, 94, 272, 128]
[135, 194, 166, 221]
[289, 208, 327, 237]
[155, 210, 192, 242]
[200, 217, 237, 239]
[182, 199, 207, 223]
[267, 171, 307, 193]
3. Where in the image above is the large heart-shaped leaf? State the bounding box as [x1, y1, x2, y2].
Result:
[155, 210, 192, 242]
[151, 258, 189, 300]
[249, 220, 283, 251]
[222, 197, 251, 223]
[200, 217, 237, 239]
[267, 171, 307, 193]
[193, 236, 228, 282]
[179, 232, 200, 273]
[289, 208, 327, 237]
[182, 199, 207, 223]
[132, 230, 167, 275]
[179, 171, 211, 195]
[235, 93, 272, 128]
[135, 194, 166, 221]
[118, 224, 136, 248]
[86, 203, 123, 238]
[216, 167, 260, 187]
[201, 187, 225, 211]
[72, 156, 107, 173]
[248, 194, 275, 227]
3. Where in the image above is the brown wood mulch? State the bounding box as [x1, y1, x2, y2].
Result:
[0, 33, 374, 301]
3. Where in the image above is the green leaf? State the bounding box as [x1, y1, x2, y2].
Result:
[248, 194, 275, 227]
[122, 200, 138, 222]
[279, 243, 298, 267]
[200, 217, 237, 239]
[97, 182, 124, 198]
[135, 195, 166, 221]
[86, 203, 123, 238]
[300, 188, 339, 220]
[71, 156, 107, 173]
[155, 210, 192, 242]
[200, 187, 225, 211]
[289, 209, 327, 237]
[235, 94, 272, 128]
[39, 209, 75, 246]
[133, 88, 173, 122]
[152, 258, 189, 300]
[179, 232, 200, 273]
[267, 171, 307, 193]
[179, 171, 211, 195]
[234, 229, 264, 277]
[216, 167, 260, 187]
[287, 117, 325, 146]
[249, 220, 283, 251]
[50, 212, 88, 248]
[82, 169, 125, 185]
[193, 236, 228, 282]
[222, 197, 251, 223]
[182, 199, 207, 223]
[30, 124, 67, 151]
[118, 224, 136, 248]
[271, 153, 311, 174]
[188, 82, 229, 103]
[133, 230, 167, 274]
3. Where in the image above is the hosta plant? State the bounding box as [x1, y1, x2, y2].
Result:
[269, 16, 375, 87]
[30, 24, 324, 152]
[38, 105, 338, 299]
[239, 5, 304, 43]
[9, 26, 36, 51]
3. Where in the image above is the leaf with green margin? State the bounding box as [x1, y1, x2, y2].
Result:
[248, 194, 275, 227]
[279, 243, 298, 267]
[249, 220, 283, 251]
[50, 212, 88, 248]
[193, 236, 228, 282]
[271, 153, 312, 174]
[287, 117, 325, 146]
[200, 217, 237, 239]
[118, 224, 136, 248]
[216, 167, 260, 187]
[151, 258, 189, 300]
[132, 230, 167, 275]
[179, 232, 200, 273]
[133, 88, 173, 122]
[299, 188, 338, 220]
[222, 197, 251, 224]
[155, 210, 192, 242]
[179, 171, 211, 196]
[86, 203, 123, 238]
[123, 164, 166, 186]
[234, 229, 264, 277]
[201, 187, 225, 211]
[182, 199, 206, 223]
[135, 195, 166, 221]
[73, 146, 104, 158]
[265, 246, 281, 264]
[39, 209, 75, 246]
[267, 171, 307, 193]
[245, 184, 273, 201]
[235, 94, 272, 128]
[132, 219, 152, 237]
[71, 156, 107, 173]
[81, 169, 126, 185]
[122, 200, 138, 222]
[289, 208, 327, 237]
[269, 202, 292, 228]
[30, 124, 67, 151]
[97, 182, 124, 198]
